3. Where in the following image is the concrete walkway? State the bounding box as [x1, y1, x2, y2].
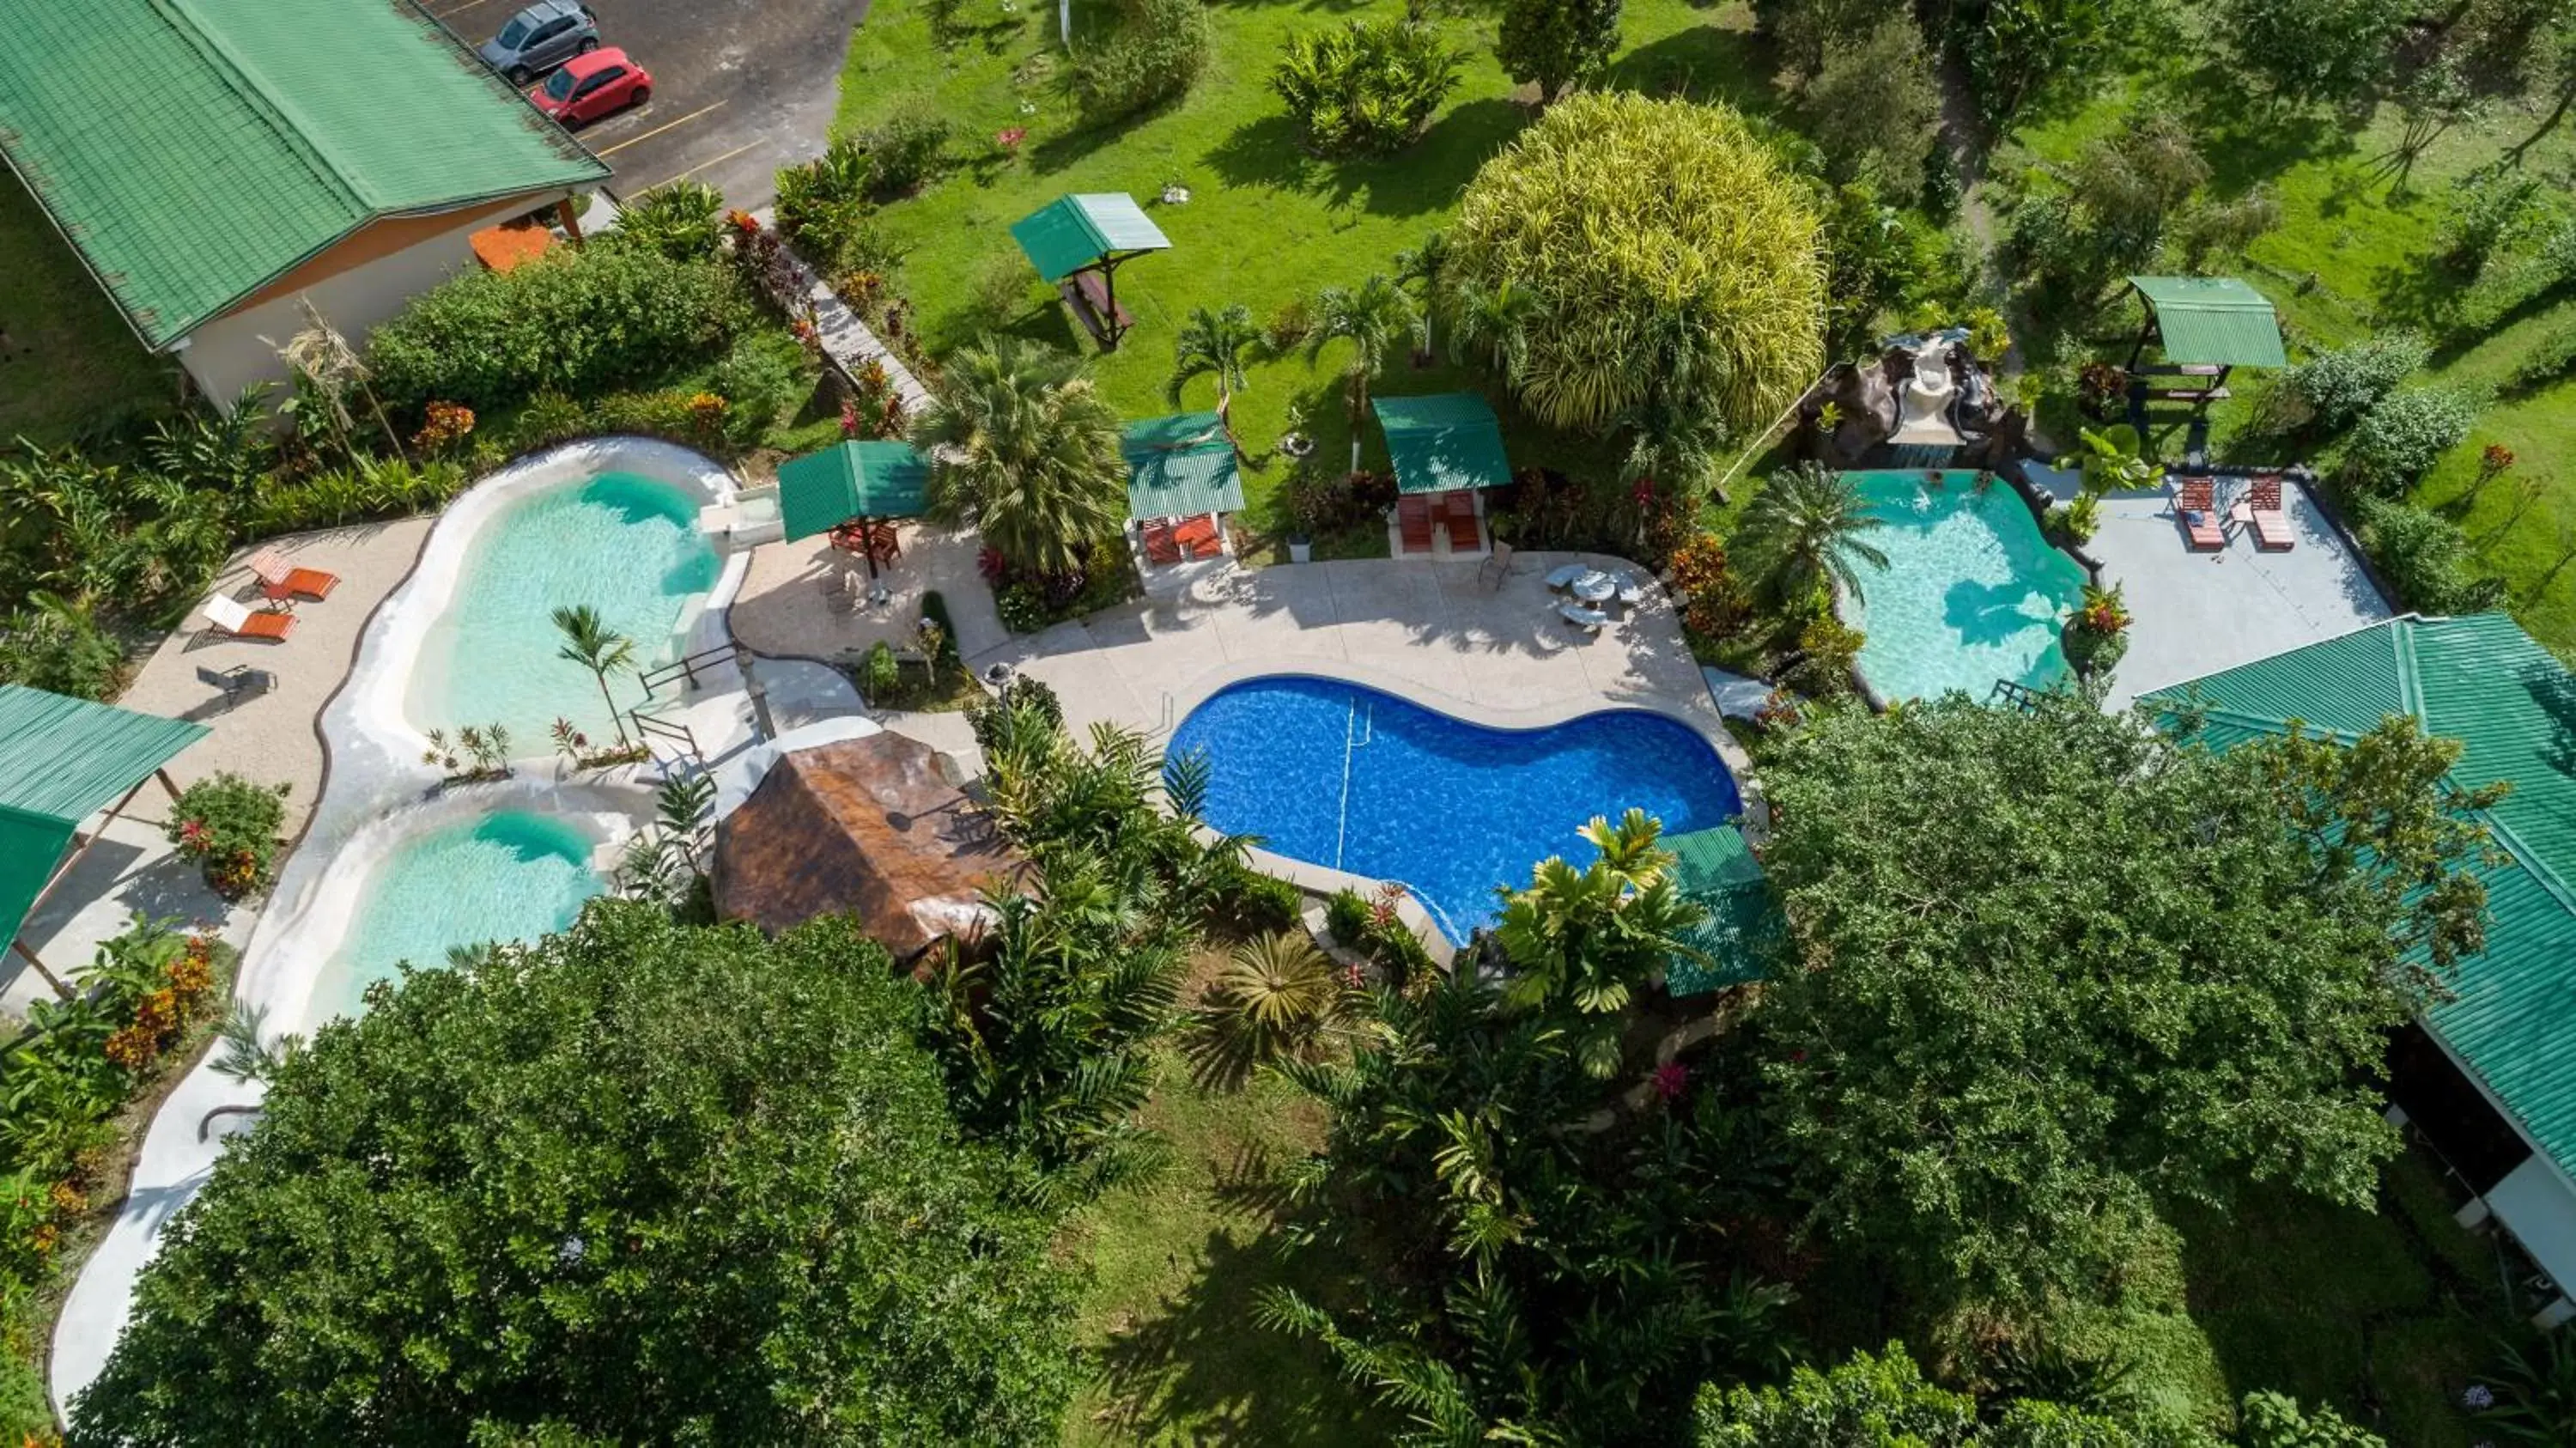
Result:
[728, 523, 1007, 665]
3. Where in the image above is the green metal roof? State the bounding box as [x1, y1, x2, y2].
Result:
[0, 0, 607, 350]
[0, 685, 206, 952]
[1121, 412, 1243, 520]
[1664, 824, 1778, 997]
[2127, 276, 2287, 368]
[1373, 393, 1512, 496]
[776, 441, 932, 542]
[1008, 193, 1171, 284]
[2145, 615, 2576, 1180]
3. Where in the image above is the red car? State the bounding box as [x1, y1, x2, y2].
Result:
[527, 47, 649, 127]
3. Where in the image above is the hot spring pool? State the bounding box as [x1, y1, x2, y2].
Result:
[305, 810, 606, 1025]
[1841, 470, 2088, 703]
[1168, 677, 1741, 942]
[407, 471, 720, 741]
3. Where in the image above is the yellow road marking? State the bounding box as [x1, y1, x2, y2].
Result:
[635, 143, 758, 193]
[597, 101, 726, 156]
[436, 0, 494, 16]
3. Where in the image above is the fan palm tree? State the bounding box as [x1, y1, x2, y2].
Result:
[912, 337, 1127, 580]
[1394, 231, 1452, 362]
[552, 604, 637, 746]
[1190, 929, 1345, 1086]
[1303, 275, 1419, 472]
[1166, 303, 1264, 419]
[1738, 461, 1890, 611]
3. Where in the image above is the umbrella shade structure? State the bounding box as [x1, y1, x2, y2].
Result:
[713, 731, 1029, 961]
[1121, 412, 1245, 521]
[1011, 193, 1171, 350]
[1373, 392, 1512, 496]
[775, 441, 932, 544]
[2123, 277, 2287, 369]
[0, 684, 205, 976]
[1662, 824, 1781, 997]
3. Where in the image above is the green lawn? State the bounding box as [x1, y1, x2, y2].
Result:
[2004, 37, 2576, 650]
[0, 173, 173, 446]
[835, 0, 1781, 552]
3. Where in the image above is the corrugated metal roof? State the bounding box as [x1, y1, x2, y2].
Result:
[1121, 412, 1242, 520]
[776, 441, 930, 541]
[2127, 276, 2287, 368]
[1373, 392, 1512, 496]
[0, 0, 607, 349]
[1665, 824, 1777, 997]
[1008, 193, 1170, 283]
[0, 684, 207, 949]
[2145, 615, 2576, 1180]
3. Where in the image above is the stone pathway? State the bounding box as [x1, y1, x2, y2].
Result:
[744, 209, 933, 413]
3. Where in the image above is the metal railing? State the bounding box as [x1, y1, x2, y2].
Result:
[630, 710, 706, 770]
[637, 643, 741, 698]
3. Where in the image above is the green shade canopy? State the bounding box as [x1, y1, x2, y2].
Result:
[2126, 277, 2287, 368]
[1373, 393, 1512, 496]
[0, 685, 206, 952]
[1121, 413, 1244, 520]
[0, 0, 606, 350]
[1662, 824, 1779, 997]
[1009, 194, 1172, 283]
[776, 441, 933, 542]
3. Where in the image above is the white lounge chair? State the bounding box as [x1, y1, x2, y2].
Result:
[201, 594, 295, 642]
[1544, 563, 1589, 591]
[1558, 601, 1609, 633]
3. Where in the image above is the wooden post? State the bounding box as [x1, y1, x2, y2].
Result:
[557, 194, 587, 246]
[9, 937, 73, 1001]
[1102, 254, 1122, 351]
[2126, 313, 2155, 371]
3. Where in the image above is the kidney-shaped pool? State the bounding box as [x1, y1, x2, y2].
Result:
[1169, 676, 1741, 942]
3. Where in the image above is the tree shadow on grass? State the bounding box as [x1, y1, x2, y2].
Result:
[1205, 100, 1523, 218]
[1603, 24, 1783, 118]
[2159, 66, 2360, 197]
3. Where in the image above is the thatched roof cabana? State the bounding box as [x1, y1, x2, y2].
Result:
[713, 732, 1024, 959]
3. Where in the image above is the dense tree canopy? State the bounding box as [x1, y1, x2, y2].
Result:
[75, 903, 1082, 1446]
[1445, 91, 1825, 437]
[2220, 0, 2405, 106]
[1496, 0, 1623, 103]
[1755, 692, 2496, 1314]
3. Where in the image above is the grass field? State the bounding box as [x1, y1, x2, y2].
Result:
[0, 175, 173, 447]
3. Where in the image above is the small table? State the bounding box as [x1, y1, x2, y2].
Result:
[1571, 571, 1617, 604]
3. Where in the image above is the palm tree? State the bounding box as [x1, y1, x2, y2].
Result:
[1394, 231, 1452, 362]
[1166, 303, 1264, 419]
[1492, 808, 1708, 1078]
[1190, 929, 1345, 1086]
[552, 604, 637, 746]
[1738, 461, 1890, 611]
[912, 337, 1127, 580]
[1303, 275, 1419, 472]
[210, 1001, 304, 1086]
[1447, 276, 1538, 382]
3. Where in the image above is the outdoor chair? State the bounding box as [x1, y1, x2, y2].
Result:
[1438, 492, 1481, 553]
[246, 547, 338, 602]
[1558, 601, 1610, 633]
[201, 594, 295, 642]
[1479, 541, 1516, 589]
[196, 662, 276, 701]
[2173, 479, 2225, 551]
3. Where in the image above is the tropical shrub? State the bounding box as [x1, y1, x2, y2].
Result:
[73, 905, 1083, 1445]
[1070, 0, 1212, 119]
[165, 773, 291, 900]
[603, 179, 726, 262]
[1668, 532, 1749, 645]
[2357, 496, 2506, 614]
[0, 595, 123, 700]
[2482, 1332, 2576, 1446]
[1794, 16, 1940, 198]
[366, 246, 753, 412]
[1270, 19, 1464, 158]
[2344, 384, 2484, 495]
[1447, 92, 1825, 435]
[2438, 171, 2548, 276]
[914, 338, 1127, 580]
[2220, 0, 2405, 105]
[2061, 581, 2131, 679]
[2512, 320, 2576, 393]
[1189, 929, 1347, 1086]
[244, 456, 467, 536]
[2280, 332, 2430, 433]
[1496, 0, 1623, 104]
[706, 330, 817, 442]
[1947, 0, 2149, 126]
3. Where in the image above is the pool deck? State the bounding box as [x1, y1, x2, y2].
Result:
[2029, 465, 2392, 708]
[728, 523, 1011, 666]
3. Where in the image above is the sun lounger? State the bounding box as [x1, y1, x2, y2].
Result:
[202, 595, 295, 642]
[2174, 479, 2224, 551]
[1396, 495, 1435, 555]
[1544, 563, 1588, 591]
[1141, 518, 1182, 565]
[246, 547, 338, 602]
[1558, 601, 1609, 632]
[2245, 476, 2293, 551]
[1438, 491, 1481, 552]
[1172, 514, 1222, 559]
[196, 662, 275, 700]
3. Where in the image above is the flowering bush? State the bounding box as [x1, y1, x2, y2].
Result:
[410, 400, 475, 453]
[165, 773, 289, 900]
[1667, 532, 1747, 646]
[2063, 583, 2132, 679]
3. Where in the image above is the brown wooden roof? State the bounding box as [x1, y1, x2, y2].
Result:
[713, 731, 1025, 958]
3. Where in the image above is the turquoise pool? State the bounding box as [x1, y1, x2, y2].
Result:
[309, 812, 605, 1024]
[1841, 470, 2087, 703]
[410, 472, 720, 741]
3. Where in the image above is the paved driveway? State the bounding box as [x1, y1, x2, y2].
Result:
[429, 0, 862, 208]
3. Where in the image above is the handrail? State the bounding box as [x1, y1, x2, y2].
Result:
[637, 643, 740, 697]
[629, 710, 705, 770]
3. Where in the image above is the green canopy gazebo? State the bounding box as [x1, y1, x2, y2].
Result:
[1662, 824, 1781, 998]
[2123, 276, 2287, 388]
[775, 440, 932, 579]
[1372, 393, 1512, 496]
[1122, 414, 1243, 564]
[0, 684, 207, 996]
[1010, 193, 1171, 351]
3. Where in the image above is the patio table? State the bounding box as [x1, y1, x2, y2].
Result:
[1571, 571, 1617, 604]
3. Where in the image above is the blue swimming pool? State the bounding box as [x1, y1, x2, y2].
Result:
[1843, 469, 2087, 703]
[1169, 677, 1741, 942]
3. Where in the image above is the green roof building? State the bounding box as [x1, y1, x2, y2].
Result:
[1373, 393, 1512, 496]
[2145, 614, 2576, 1325]
[0, 0, 607, 403]
[1121, 413, 1243, 521]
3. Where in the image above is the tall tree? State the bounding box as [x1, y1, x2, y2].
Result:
[2220, 0, 2406, 106]
[1496, 0, 1623, 104]
[1794, 16, 1941, 198]
[1736, 460, 1889, 609]
[1492, 809, 1710, 1078]
[552, 603, 637, 746]
[913, 336, 1128, 579]
[1303, 275, 1419, 472]
[1757, 692, 2499, 1314]
[74, 905, 1084, 1445]
[1393, 231, 1453, 362]
[1165, 302, 1264, 417]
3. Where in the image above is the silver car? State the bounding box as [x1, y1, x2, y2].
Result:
[479, 0, 599, 86]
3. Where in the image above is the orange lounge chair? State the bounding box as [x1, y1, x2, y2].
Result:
[1172, 514, 1221, 559]
[202, 595, 295, 642]
[2175, 479, 2225, 551]
[1396, 495, 1435, 554]
[246, 547, 338, 602]
[2244, 476, 2294, 551]
[1439, 491, 1481, 552]
[1140, 518, 1182, 565]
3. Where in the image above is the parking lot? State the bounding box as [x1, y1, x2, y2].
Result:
[428, 0, 862, 208]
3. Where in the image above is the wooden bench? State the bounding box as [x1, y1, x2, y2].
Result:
[1060, 270, 1134, 346]
[2145, 386, 2230, 404]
